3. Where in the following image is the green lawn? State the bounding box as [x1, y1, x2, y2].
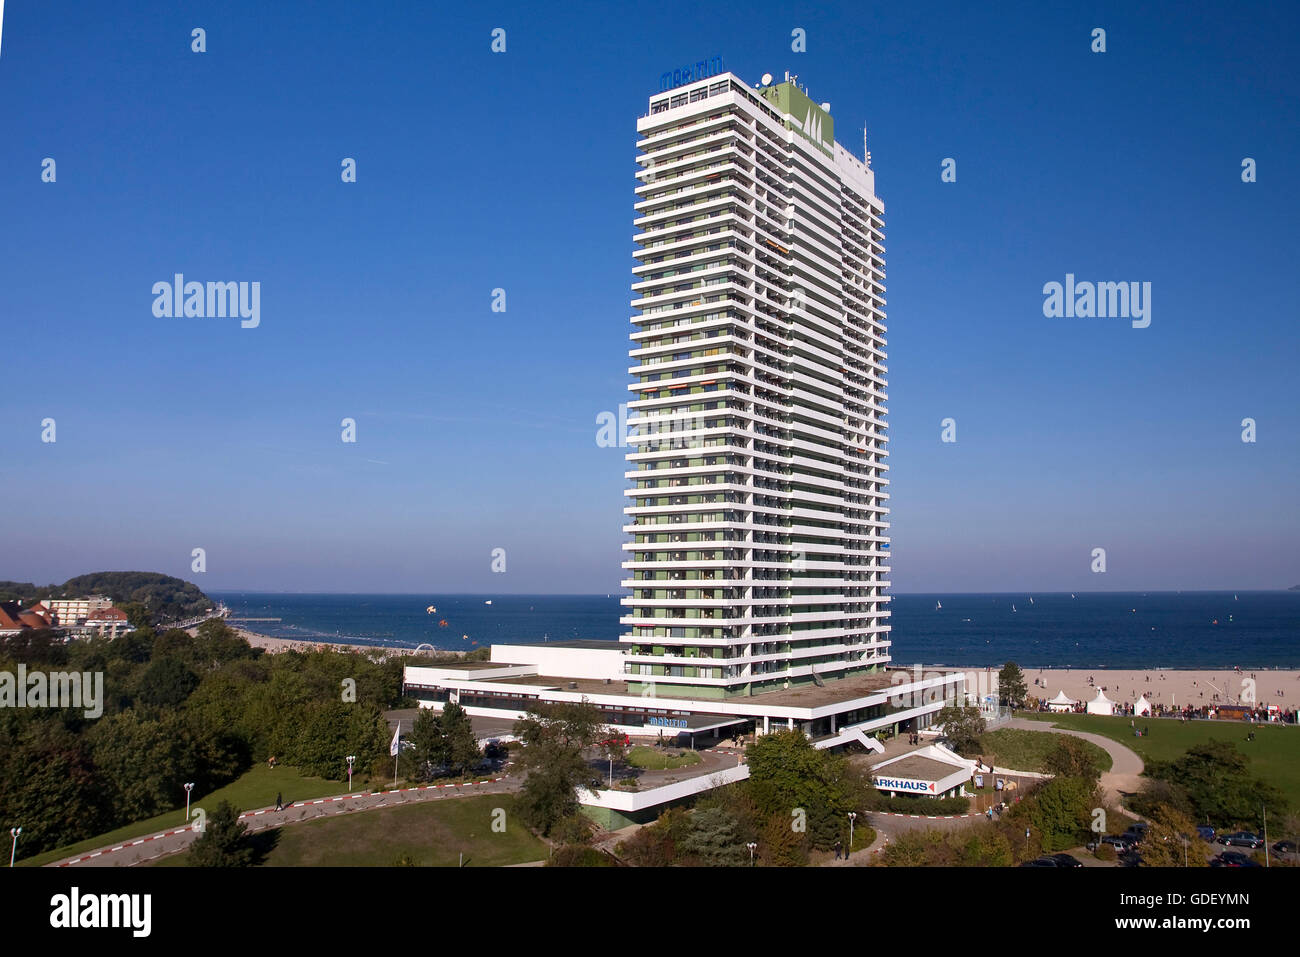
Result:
[1024, 713, 1300, 797]
[625, 746, 703, 770]
[18, 764, 360, 867]
[978, 728, 1113, 774]
[155, 794, 547, 867]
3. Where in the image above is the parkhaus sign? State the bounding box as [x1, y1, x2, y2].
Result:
[873, 776, 937, 794]
[660, 55, 724, 92]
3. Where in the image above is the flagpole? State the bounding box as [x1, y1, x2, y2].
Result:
[392, 720, 400, 788]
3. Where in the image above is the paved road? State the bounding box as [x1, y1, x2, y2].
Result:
[1006, 717, 1145, 800]
[49, 774, 522, 868]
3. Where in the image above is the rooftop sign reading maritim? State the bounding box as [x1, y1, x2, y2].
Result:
[659, 55, 724, 91]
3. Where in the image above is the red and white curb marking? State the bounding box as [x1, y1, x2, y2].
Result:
[56, 776, 508, 866]
[877, 811, 980, 820]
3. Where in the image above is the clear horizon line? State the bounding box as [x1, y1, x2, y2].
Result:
[203, 587, 1298, 596]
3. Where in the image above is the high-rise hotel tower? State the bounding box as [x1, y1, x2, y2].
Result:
[622, 70, 891, 699]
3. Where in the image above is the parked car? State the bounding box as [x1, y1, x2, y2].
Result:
[1212, 851, 1262, 867]
[1218, 831, 1264, 849]
[1272, 839, 1298, 854]
[1051, 853, 1084, 867]
[1021, 856, 1060, 867]
[1196, 825, 1216, 843]
[1086, 837, 1128, 852]
[1122, 822, 1150, 843]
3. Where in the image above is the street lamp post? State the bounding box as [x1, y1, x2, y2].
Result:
[746, 841, 757, 866]
[347, 755, 356, 791]
[9, 828, 20, 867]
[1263, 805, 1269, 867]
[183, 782, 195, 824]
[848, 811, 857, 853]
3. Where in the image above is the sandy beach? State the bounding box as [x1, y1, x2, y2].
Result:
[190, 624, 469, 659]
[1026, 667, 1300, 709]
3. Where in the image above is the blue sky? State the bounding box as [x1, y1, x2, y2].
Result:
[1, 0, 1297, 593]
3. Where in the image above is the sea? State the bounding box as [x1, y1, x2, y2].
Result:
[210, 591, 1300, 669]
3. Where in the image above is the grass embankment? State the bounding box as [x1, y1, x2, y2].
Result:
[625, 746, 703, 770]
[156, 794, 547, 867]
[978, 728, 1112, 774]
[1023, 712, 1300, 796]
[18, 764, 358, 867]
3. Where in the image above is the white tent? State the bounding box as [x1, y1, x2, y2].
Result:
[1047, 690, 1076, 712]
[1134, 695, 1152, 716]
[1085, 689, 1116, 715]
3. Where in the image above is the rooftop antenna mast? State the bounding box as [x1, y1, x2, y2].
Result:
[863, 125, 872, 168]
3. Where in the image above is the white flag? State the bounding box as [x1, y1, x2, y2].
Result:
[389, 721, 400, 757]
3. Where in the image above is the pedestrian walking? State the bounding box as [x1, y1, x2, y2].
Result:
[275, 792, 283, 812]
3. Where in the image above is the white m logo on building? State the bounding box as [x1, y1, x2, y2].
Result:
[804, 108, 822, 143]
[790, 104, 823, 145]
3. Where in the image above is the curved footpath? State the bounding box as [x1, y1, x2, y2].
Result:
[1005, 717, 1146, 800]
[46, 775, 520, 868]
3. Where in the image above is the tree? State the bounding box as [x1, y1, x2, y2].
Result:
[406, 706, 448, 781]
[998, 661, 1027, 708]
[1045, 736, 1102, 782]
[878, 830, 932, 866]
[135, 656, 199, 709]
[758, 809, 808, 866]
[118, 602, 153, 631]
[439, 702, 481, 776]
[1138, 804, 1212, 867]
[188, 800, 254, 866]
[745, 730, 855, 850]
[1142, 740, 1288, 829]
[285, 700, 388, 779]
[934, 704, 986, 756]
[678, 807, 748, 866]
[1023, 776, 1100, 852]
[618, 807, 689, 866]
[512, 700, 609, 835]
[0, 728, 111, 856]
[88, 710, 201, 821]
[957, 829, 1013, 867]
[192, 619, 258, 669]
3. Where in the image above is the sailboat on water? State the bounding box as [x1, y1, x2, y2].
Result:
[936, 600, 942, 611]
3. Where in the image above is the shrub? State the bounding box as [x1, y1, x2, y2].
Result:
[618, 823, 676, 866]
[869, 793, 970, 815]
[548, 845, 613, 867]
[551, 813, 594, 846]
[1095, 843, 1116, 862]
